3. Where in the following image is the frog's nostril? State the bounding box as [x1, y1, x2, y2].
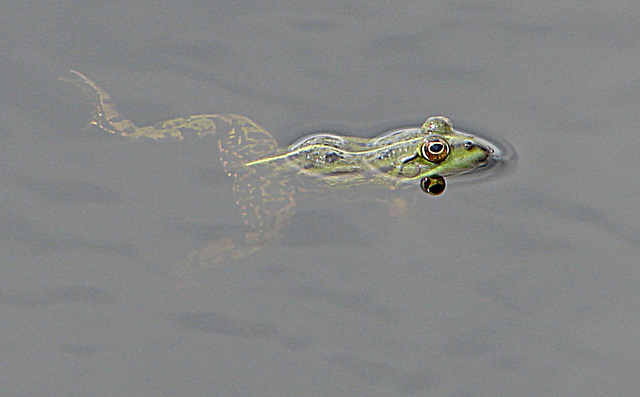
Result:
[464, 140, 494, 154]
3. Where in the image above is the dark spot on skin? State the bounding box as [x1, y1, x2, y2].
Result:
[376, 149, 393, 160]
[324, 152, 343, 163]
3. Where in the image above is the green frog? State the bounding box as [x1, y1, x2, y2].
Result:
[61, 70, 503, 260]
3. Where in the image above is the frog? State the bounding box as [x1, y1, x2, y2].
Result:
[61, 70, 503, 262]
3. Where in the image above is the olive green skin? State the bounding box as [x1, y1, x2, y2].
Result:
[248, 116, 496, 190]
[61, 70, 498, 246]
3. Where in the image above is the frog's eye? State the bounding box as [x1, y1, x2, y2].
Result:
[421, 137, 450, 163]
[420, 175, 446, 195]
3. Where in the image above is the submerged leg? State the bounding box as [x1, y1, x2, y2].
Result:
[61, 70, 239, 142]
[61, 70, 293, 253]
[60, 70, 278, 159]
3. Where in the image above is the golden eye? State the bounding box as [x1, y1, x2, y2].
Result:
[420, 136, 450, 163]
[420, 175, 446, 195]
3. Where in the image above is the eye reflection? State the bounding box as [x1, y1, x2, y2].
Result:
[420, 175, 446, 195]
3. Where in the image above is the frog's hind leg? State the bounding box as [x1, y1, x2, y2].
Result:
[60, 70, 140, 137]
[62, 70, 293, 251]
[216, 115, 278, 176]
[61, 70, 228, 142]
[216, 116, 295, 244]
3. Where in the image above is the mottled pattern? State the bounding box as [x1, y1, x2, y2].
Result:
[62, 71, 294, 242]
[62, 71, 498, 249]
[245, 118, 494, 191]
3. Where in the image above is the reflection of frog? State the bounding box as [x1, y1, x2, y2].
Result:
[62, 70, 502, 259]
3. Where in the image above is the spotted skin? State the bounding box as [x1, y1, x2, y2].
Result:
[61, 70, 501, 260]
[62, 70, 295, 246]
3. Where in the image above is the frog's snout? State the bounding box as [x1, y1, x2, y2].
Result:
[463, 138, 499, 158]
[461, 140, 488, 153]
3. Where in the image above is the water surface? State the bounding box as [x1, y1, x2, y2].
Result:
[1, 1, 638, 396]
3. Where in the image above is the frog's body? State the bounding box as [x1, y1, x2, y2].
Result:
[62, 70, 500, 256]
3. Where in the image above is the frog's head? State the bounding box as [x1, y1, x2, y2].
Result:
[414, 116, 500, 195]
